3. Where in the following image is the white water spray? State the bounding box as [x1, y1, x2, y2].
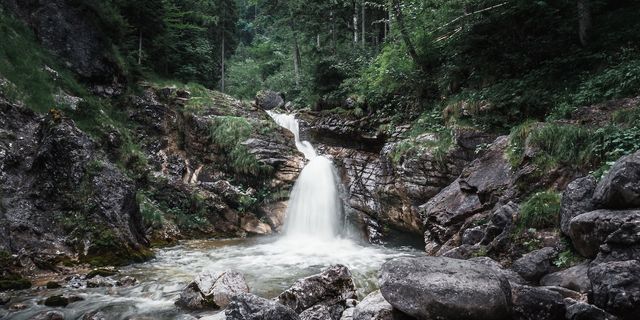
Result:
[267, 111, 342, 240]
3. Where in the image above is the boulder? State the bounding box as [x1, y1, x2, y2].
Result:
[569, 210, 640, 258]
[278, 265, 357, 317]
[540, 263, 591, 293]
[588, 260, 640, 319]
[593, 151, 640, 209]
[353, 290, 406, 320]
[565, 301, 619, 320]
[176, 270, 249, 310]
[421, 137, 515, 253]
[256, 90, 285, 110]
[468, 257, 526, 285]
[340, 308, 355, 320]
[560, 176, 597, 236]
[511, 285, 566, 320]
[226, 293, 299, 320]
[379, 256, 512, 320]
[300, 305, 333, 320]
[44, 295, 69, 307]
[511, 247, 558, 282]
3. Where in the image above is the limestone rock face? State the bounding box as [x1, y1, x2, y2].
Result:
[0, 98, 148, 269]
[379, 256, 512, 320]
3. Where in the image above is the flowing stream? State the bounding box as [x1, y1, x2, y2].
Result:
[3, 111, 420, 320]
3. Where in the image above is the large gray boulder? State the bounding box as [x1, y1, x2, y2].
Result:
[560, 176, 597, 236]
[176, 270, 249, 310]
[468, 257, 526, 285]
[589, 260, 640, 320]
[379, 256, 512, 320]
[511, 247, 558, 282]
[256, 90, 285, 110]
[540, 262, 591, 293]
[352, 290, 407, 320]
[593, 151, 640, 209]
[226, 293, 299, 320]
[278, 265, 357, 318]
[511, 285, 566, 320]
[569, 210, 640, 258]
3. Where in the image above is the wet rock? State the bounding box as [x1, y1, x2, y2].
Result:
[0, 293, 9, 305]
[9, 303, 27, 311]
[116, 276, 138, 287]
[565, 301, 619, 320]
[511, 284, 566, 320]
[240, 216, 272, 235]
[255, 90, 285, 110]
[353, 290, 406, 320]
[569, 210, 640, 258]
[32, 311, 65, 320]
[560, 176, 597, 236]
[86, 276, 116, 288]
[82, 312, 108, 320]
[176, 270, 249, 310]
[511, 247, 558, 282]
[593, 151, 640, 209]
[46, 281, 62, 289]
[278, 264, 357, 317]
[226, 293, 300, 320]
[300, 305, 333, 320]
[540, 263, 591, 293]
[589, 260, 640, 319]
[379, 256, 512, 320]
[44, 295, 69, 307]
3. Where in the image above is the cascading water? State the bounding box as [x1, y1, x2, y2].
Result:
[267, 110, 343, 240]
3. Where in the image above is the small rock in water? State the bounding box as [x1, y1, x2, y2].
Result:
[44, 295, 69, 307]
[86, 275, 116, 288]
[9, 303, 28, 311]
[31, 310, 65, 320]
[86, 268, 119, 279]
[46, 281, 62, 289]
[0, 293, 10, 305]
[116, 276, 137, 287]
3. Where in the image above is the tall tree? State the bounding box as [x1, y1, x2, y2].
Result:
[577, 0, 591, 46]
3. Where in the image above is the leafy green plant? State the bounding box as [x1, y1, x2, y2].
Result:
[553, 248, 583, 268]
[517, 191, 562, 231]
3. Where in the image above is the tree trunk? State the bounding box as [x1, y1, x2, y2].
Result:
[353, 1, 359, 44]
[577, 0, 592, 46]
[220, 35, 225, 92]
[138, 29, 142, 65]
[361, 1, 366, 48]
[293, 39, 301, 87]
[391, 0, 420, 67]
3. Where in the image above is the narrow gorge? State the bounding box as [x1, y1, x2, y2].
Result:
[1, 1, 640, 320]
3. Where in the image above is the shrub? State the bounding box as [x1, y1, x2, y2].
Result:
[517, 191, 561, 231]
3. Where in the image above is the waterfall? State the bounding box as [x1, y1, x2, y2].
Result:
[267, 111, 342, 240]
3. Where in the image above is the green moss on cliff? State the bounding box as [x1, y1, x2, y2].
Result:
[517, 191, 562, 231]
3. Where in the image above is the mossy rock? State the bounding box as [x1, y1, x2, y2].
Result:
[81, 246, 154, 267]
[46, 281, 61, 289]
[0, 278, 31, 291]
[44, 295, 69, 307]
